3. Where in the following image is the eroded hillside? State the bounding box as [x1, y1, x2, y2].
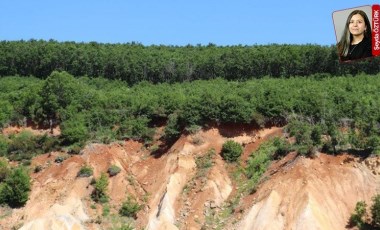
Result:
[0, 125, 379, 230]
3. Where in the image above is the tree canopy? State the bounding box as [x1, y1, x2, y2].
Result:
[0, 40, 379, 84]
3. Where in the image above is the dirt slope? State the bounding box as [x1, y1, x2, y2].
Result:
[0, 125, 379, 230]
[234, 153, 379, 230]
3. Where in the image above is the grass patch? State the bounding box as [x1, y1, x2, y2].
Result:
[77, 165, 93, 177]
[119, 196, 142, 219]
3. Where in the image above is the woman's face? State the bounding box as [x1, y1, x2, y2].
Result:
[349, 14, 367, 36]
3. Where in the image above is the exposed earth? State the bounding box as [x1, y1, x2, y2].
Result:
[0, 124, 379, 230]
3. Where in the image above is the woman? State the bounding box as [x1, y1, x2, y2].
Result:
[338, 10, 372, 61]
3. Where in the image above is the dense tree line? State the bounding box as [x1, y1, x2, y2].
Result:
[0, 72, 379, 155]
[1, 40, 380, 84]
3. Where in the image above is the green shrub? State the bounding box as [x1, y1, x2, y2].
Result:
[0, 135, 8, 157]
[119, 196, 142, 218]
[191, 135, 204, 145]
[326, 124, 344, 154]
[68, 144, 83, 155]
[286, 120, 322, 157]
[5, 131, 58, 161]
[348, 195, 380, 228]
[108, 165, 121, 177]
[7, 130, 36, 161]
[39, 71, 81, 121]
[0, 100, 13, 128]
[102, 203, 110, 217]
[219, 94, 252, 123]
[368, 135, 380, 155]
[221, 140, 243, 162]
[349, 201, 367, 228]
[297, 145, 316, 157]
[246, 143, 275, 179]
[0, 183, 6, 204]
[77, 165, 93, 177]
[60, 114, 89, 145]
[310, 126, 322, 146]
[292, 121, 312, 146]
[0, 167, 31, 207]
[164, 113, 181, 141]
[92, 172, 109, 203]
[185, 125, 202, 135]
[0, 159, 10, 182]
[372, 194, 380, 227]
[246, 139, 285, 194]
[36, 134, 60, 154]
[92, 128, 117, 144]
[54, 156, 66, 163]
[272, 137, 291, 159]
[116, 223, 134, 230]
[117, 116, 154, 143]
[149, 144, 159, 153]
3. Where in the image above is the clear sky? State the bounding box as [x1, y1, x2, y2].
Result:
[0, 1, 379, 46]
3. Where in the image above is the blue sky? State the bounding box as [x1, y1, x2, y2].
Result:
[0, 1, 379, 46]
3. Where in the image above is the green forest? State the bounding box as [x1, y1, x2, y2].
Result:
[1, 40, 380, 84]
[0, 40, 380, 209]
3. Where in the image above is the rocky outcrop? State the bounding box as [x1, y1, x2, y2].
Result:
[364, 156, 380, 175]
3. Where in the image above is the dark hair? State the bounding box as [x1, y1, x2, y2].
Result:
[337, 10, 372, 58]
